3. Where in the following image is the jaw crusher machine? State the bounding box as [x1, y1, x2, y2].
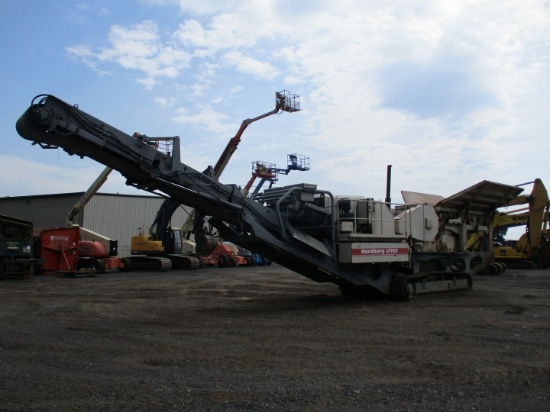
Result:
[16, 94, 522, 299]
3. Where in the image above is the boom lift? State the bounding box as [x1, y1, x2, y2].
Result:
[16, 94, 522, 300]
[131, 91, 301, 267]
[243, 153, 310, 196]
[66, 166, 113, 226]
[493, 178, 550, 268]
[39, 165, 128, 275]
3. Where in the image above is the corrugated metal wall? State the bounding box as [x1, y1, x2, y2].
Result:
[0, 193, 83, 230]
[0, 193, 193, 258]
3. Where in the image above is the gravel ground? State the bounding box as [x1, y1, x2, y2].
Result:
[0, 264, 549, 411]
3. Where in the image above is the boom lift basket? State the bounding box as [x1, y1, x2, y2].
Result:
[277, 90, 300, 112]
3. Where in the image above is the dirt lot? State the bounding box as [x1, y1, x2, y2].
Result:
[0, 264, 549, 411]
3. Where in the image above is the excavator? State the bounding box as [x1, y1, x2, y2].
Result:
[16, 94, 523, 300]
[129, 91, 301, 269]
[493, 178, 550, 268]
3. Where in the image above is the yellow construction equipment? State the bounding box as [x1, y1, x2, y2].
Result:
[493, 178, 550, 268]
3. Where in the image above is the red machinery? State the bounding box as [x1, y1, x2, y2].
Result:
[36, 164, 128, 276]
[40, 227, 126, 275]
[200, 243, 251, 267]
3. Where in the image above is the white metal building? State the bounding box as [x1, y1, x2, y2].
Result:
[0, 192, 193, 257]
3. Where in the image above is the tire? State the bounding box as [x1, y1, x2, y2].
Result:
[390, 277, 414, 301]
[120, 257, 132, 272]
[92, 259, 106, 273]
[218, 254, 229, 267]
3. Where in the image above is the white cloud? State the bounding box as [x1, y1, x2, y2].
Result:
[221, 51, 280, 80]
[154, 96, 178, 108]
[173, 15, 260, 52]
[67, 20, 192, 84]
[174, 19, 208, 48]
[172, 105, 234, 134]
[136, 77, 156, 90]
[66, 44, 94, 58]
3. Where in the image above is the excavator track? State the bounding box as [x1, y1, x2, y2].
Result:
[123, 256, 172, 272]
[499, 261, 540, 270]
[167, 255, 200, 270]
[390, 272, 472, 301]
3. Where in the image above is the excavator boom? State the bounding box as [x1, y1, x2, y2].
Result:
[493, 178, 550, 267]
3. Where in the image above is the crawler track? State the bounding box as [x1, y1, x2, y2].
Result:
[391, 271, 472, 300]
[123, 256, 172, 272]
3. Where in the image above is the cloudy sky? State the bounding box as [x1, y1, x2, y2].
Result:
[1, 0, 549, 205]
